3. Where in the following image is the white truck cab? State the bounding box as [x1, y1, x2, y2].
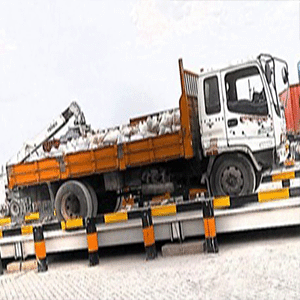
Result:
[198, 54, 289, 196]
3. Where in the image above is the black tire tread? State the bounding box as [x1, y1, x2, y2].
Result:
[54, 180, 93, 221]
[210, 153, 256, 196]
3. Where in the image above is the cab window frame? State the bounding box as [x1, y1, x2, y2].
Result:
[203, 75, 221, 115]
[225, 66, 269, 116]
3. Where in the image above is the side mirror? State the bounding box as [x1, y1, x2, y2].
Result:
[265, 63, 272, 84]
[282, 67, 289, 84]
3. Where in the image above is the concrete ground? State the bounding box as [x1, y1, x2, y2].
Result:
[0, 226, 300, 300]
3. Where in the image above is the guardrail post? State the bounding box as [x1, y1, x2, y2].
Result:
[33, 225, 48, 272]
[202, 200, 218, 253]
[0, 250, 3, 275]
[282, 179, 290, 188]
[141, 209, 157, 260]
[85, 218, 99, 266]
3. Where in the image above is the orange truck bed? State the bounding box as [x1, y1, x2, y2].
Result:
[8, 131, 187, 189]
[7, 59, 199, 190]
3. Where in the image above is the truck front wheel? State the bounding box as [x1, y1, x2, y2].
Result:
[210, 154, 256, 196]
[55, 180, 94, 221]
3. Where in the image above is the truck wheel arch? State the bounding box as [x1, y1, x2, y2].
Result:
[206, 147, 261, 177]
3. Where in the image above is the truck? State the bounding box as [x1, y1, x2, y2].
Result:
[3, 53, 289, 222]
[280, 83, 300, 136]
[279, 83, 300, 161]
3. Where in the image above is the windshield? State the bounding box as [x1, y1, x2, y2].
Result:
[258, 54, 289, 117]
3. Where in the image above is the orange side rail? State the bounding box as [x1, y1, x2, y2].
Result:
[8, 132, 186, 189]
[8, 145, 119, 189]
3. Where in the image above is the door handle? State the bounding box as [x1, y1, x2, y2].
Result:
[228, 118, 238, 127]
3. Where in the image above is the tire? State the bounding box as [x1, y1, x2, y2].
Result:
[55, 180, 93, 221]
[9, 200, 24, 219]
[210, 153, 256, 196]
[255, 171, 262, 191]
[83, 182, 98, 217]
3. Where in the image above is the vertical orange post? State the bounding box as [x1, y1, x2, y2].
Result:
[178, 59, 194, 159]
[142, 209, 156, 260]
[202, 200, 218, 253]
[0, 251, 3, 275]
[86, 218, 99, 266]
[33, 225, 48, 272]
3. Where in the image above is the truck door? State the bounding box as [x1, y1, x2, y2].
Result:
[198, 73, 227, 155]
[221, 65, 275, 163]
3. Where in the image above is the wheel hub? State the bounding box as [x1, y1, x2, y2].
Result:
[10, 201, 21, 217]
[61, 193, 80, 219]
[221, 166, 244, 195]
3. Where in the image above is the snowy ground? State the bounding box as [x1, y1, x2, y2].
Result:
[1, 227, 300, 299]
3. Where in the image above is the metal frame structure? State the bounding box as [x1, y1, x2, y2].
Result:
[1, 195, 300, 261]
[2, 168, 300, 272]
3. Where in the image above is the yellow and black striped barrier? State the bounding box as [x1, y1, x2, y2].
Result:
[0, 217, 11, 227]
[202, 200, 218, 253]
[2, 174, 300, 273]
[212, 186, 300, 209]
[2, 180, 300, 270]
[85, 218, 99, 266]
[141, 209, 157, 260]
[0, 252, 3, 275]
[0, 199, 219, 271]
[25, 212, 40, 222]
[33, 225, 48, 272]
[61, 218, 84, 230]
[262, 170, 300, 187]
[0, 212, 40, 230]
[0, 224, 33, 239]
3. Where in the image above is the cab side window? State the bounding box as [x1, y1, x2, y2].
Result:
[204, 76, 221, 115]
[225, 66, 268, 116]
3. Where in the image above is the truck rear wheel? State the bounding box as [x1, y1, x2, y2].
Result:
[55, 180, 93, 221]
[83, 182, 98, 217]
[210, 153, 256, 196]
